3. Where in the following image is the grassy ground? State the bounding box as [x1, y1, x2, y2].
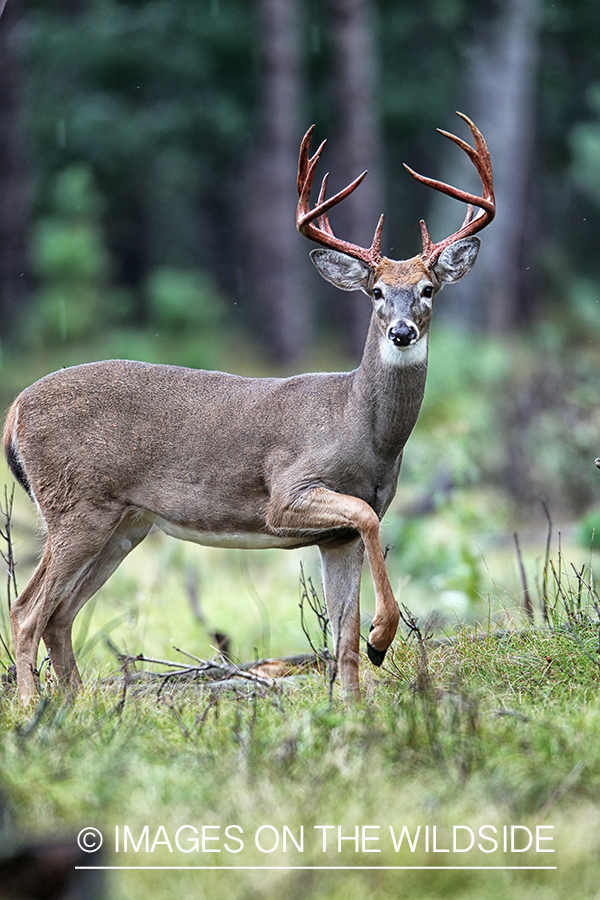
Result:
[0, 604, 599, 899]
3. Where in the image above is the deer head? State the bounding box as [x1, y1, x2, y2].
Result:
[297, 113, 495, 355]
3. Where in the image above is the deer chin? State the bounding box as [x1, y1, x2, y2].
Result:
[379, 332, 429, 367]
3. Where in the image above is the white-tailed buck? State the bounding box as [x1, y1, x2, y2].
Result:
[4, 113, 494, 701]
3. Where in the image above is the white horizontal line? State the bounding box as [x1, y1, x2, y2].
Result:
[76, 865, 557, 871]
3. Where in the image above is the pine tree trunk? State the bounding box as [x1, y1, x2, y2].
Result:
[437, 0, 541, 333]
[245, 0, 308, 363]
[0, 3, 31, 338]
[330, 0, 383, 356]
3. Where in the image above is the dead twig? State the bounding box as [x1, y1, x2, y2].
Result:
[514, 531, 534, 624]
[105, 641, 323, 694]
[398, 604, 433, 695]
[0, 487, 17, 667]
[299, 563, 330, 654]
[0, 485, 18, 607]
[541, 499, 552, 624]
[298, 563, 336, 702]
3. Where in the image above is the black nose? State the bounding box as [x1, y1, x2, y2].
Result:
[388, 321, 419, 347]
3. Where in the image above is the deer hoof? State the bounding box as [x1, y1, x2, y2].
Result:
[366, 640, 386, 667]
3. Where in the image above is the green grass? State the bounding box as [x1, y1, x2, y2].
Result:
[1, 617, 599, 899]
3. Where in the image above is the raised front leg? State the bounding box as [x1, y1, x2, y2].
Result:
[268, 485, 400, 695]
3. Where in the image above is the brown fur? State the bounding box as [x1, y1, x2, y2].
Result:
[374, 256, 431, 287]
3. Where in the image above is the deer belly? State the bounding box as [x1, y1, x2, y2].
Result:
[153, 516, 312, 550]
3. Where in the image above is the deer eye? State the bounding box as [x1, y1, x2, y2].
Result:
[373, 287, 384, 300]
[421, 285, 433, 299]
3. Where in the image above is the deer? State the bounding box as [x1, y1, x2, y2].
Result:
[3, 113, 494, 702]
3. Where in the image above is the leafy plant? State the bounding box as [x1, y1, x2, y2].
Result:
[146, 266, 224, 333]
[26, 164, 115, 344]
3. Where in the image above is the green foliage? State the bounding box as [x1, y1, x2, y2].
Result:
[26, 164, 114, 344]
[50, 161, 106, 218]
[386, 492, 491, 607]
[34, 218, 107, 284]
[570, 85, 600, 203]
[24, 0, 255, 296]
[2, 450, 600, 897]
[401, 325, 600, 517]
[576, 507, 600, 550]
[1, 0, 600, 360]
[142, 266, 228, 367]
[146, 267, 224, 334]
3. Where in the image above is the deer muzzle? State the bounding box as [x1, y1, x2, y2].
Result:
[388, 320, 420, 348]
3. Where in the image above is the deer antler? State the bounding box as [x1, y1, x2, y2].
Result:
[403, 112, 495, 267]
[296, 125, 384, 268]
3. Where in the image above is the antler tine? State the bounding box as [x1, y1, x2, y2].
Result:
[457, 111, 492, 173]
[297, 125, 322, 194]
[316, 173, 335, 237]
[297, 130, 327, 210]
[461, 203, 475, 228]
[296, 126, 383, 268]
[403, 112, 495, 266]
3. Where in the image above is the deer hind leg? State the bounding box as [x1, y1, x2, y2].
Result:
[269, 486, 400, 690]
[319, 538, 364, 698]
[42, 513, 152, 689]
[10, 545, 54, 701]
[10, 507, 134, 702]
[11, 541, 97, 703]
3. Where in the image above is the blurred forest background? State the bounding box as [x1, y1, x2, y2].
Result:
[2, 0, 600, 535]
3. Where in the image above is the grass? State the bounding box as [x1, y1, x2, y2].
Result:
[1, 615, 599, 898]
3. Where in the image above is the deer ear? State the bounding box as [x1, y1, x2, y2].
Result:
[432, 237, 480, 284]
[310, 249, 372, 292]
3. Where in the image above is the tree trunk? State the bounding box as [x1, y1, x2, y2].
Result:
[245, 0, 308, 363]
[437, 0, 541, 333]
[0, 2, 31, 339]
[330, 0, 383, 356]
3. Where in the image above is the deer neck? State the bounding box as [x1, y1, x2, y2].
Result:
[352, 314, 429, 458]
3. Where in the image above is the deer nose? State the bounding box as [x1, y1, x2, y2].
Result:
[388, 321, 419, 347]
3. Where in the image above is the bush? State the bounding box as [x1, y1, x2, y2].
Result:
[145, 266, 224, 333]
[26, 164, 112, 345]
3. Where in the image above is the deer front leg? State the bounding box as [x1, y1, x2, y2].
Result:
[268, 486, 400, 689]
[319, 538, 364, 698]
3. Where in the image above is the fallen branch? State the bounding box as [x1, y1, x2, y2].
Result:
[106, 643, 328, 693]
